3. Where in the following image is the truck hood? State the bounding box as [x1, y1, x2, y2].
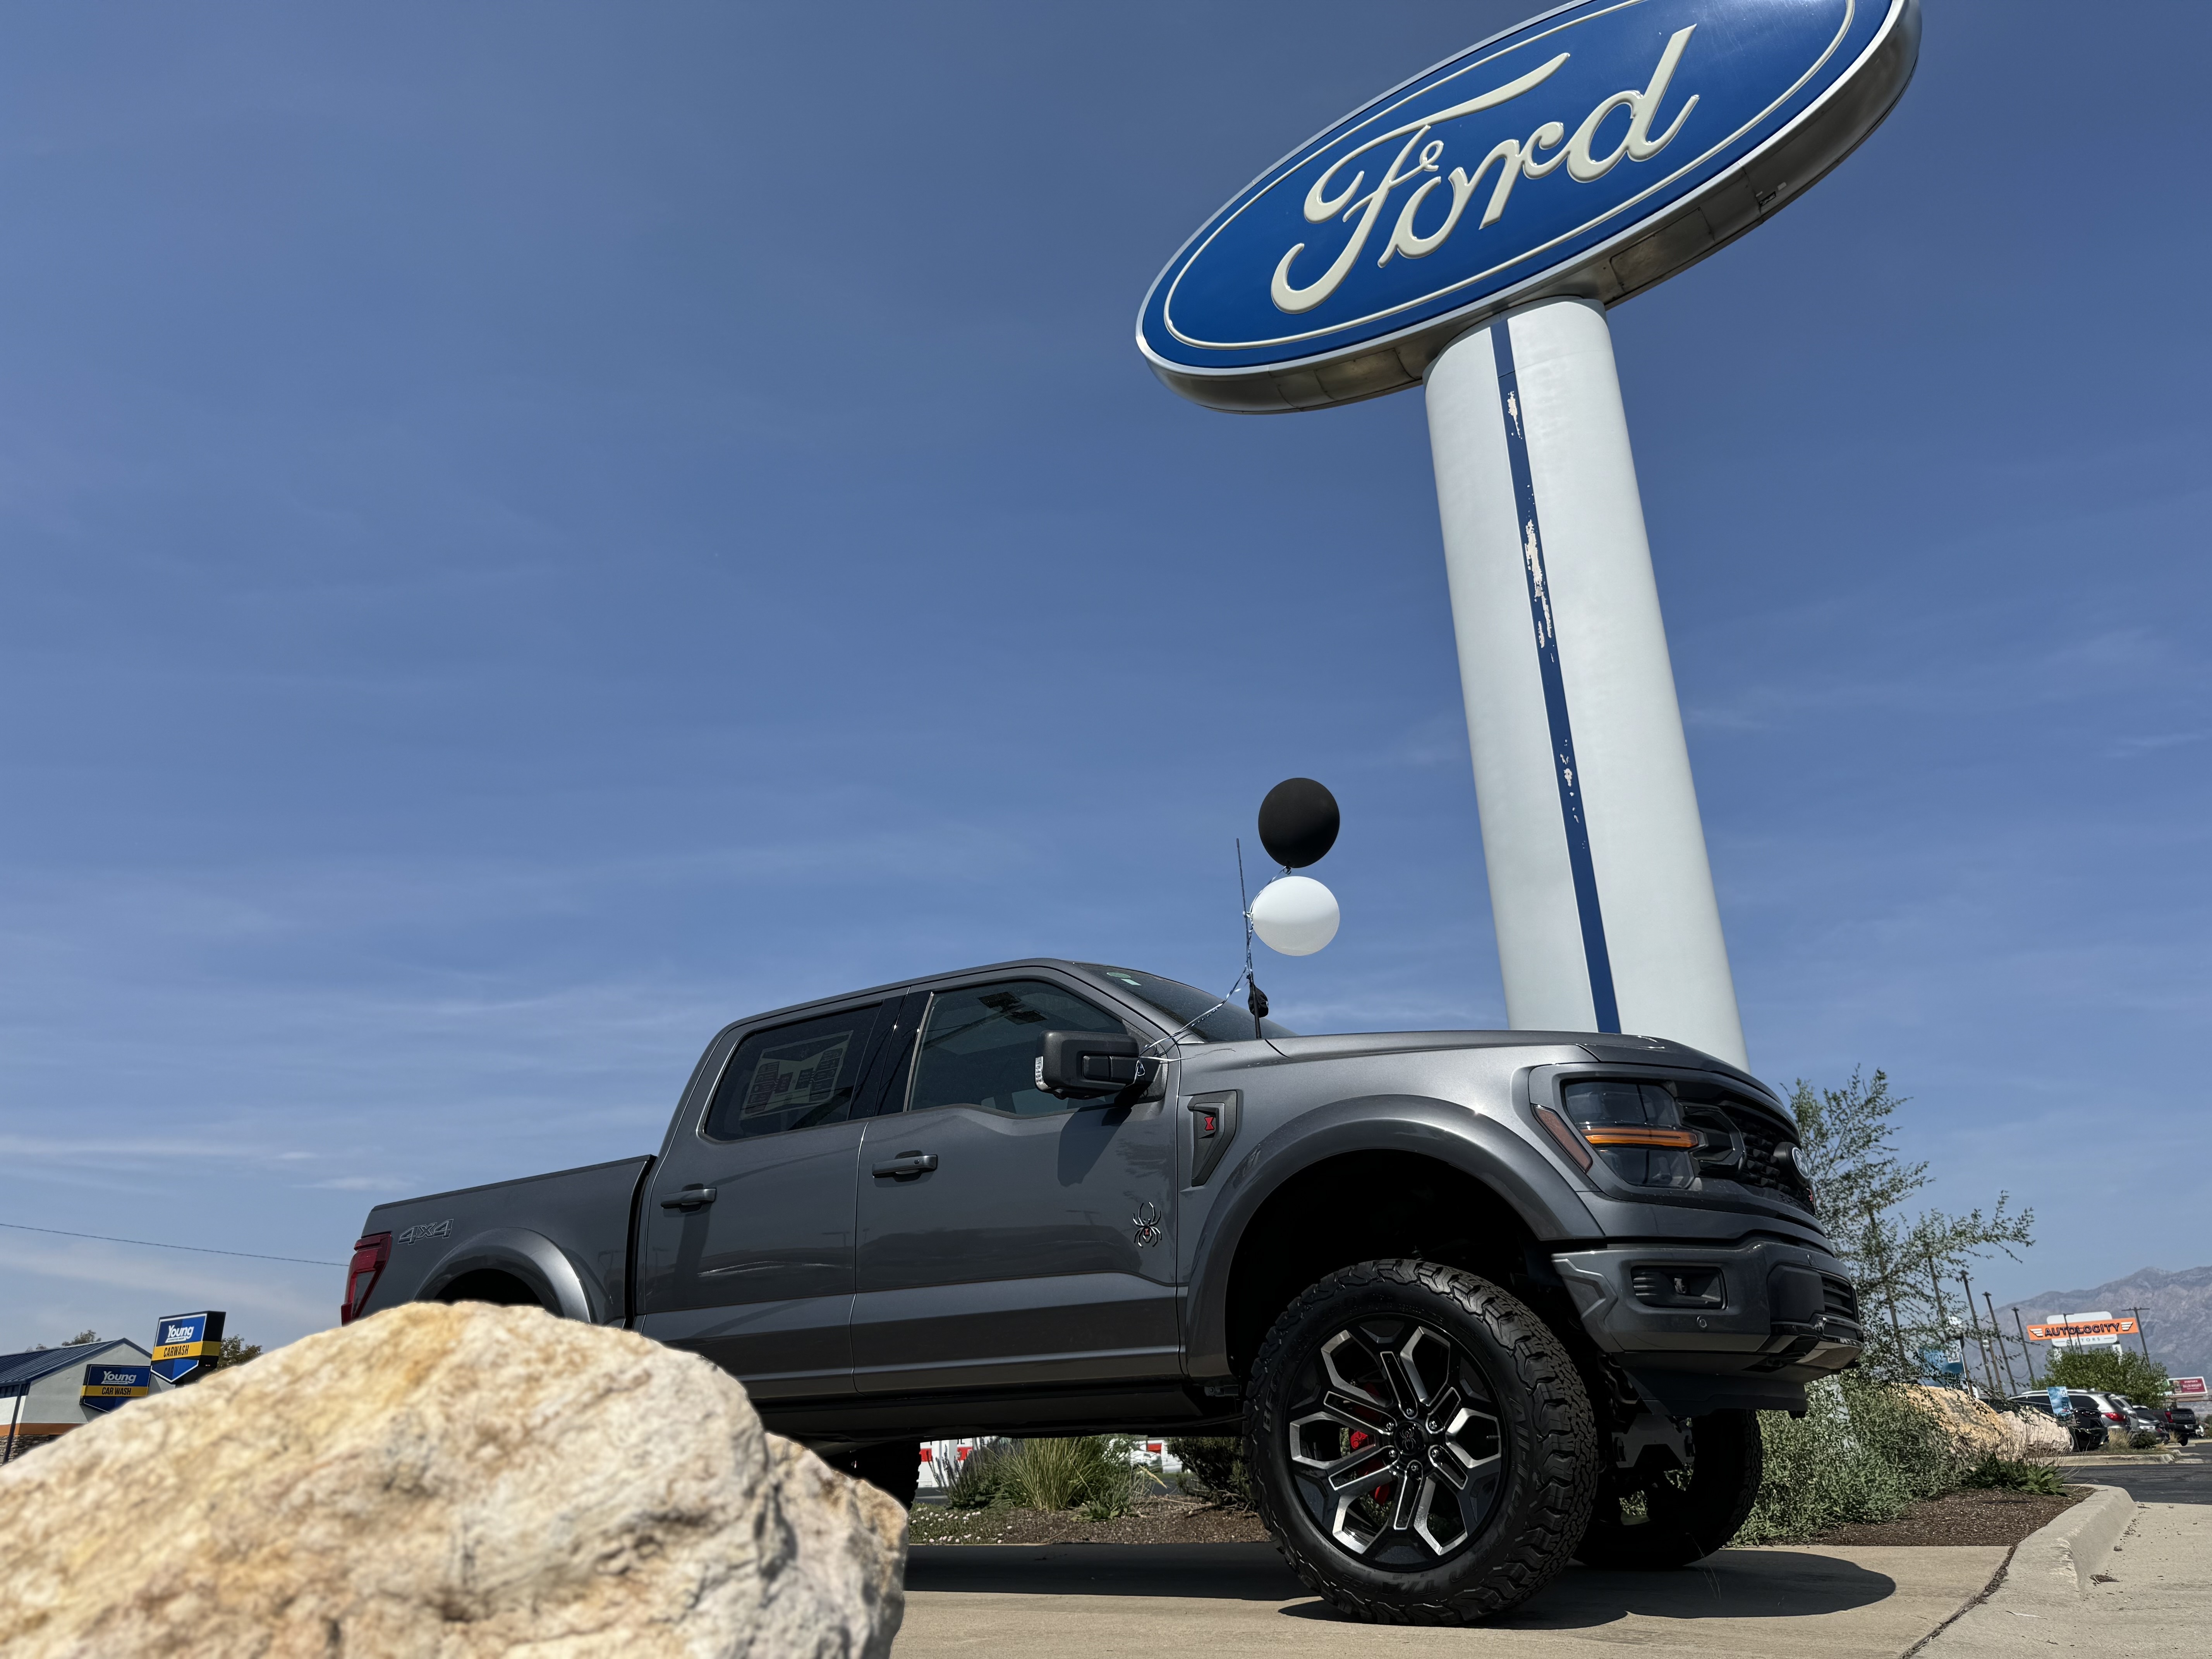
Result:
[1250, 1030, 1772, 1097]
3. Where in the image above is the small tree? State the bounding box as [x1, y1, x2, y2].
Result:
[207, 1335, 262, 1370]
[1791, 1070, 2034, 1383]
[2040, 1347, 2170, 1406]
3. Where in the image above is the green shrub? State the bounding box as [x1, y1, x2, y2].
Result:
[2128, 1429, 2160, 1450]
[1080, 1437, 1142, 1520]
[1734, 1375, 1964, 1544]
[943, 1440, 1012, 1510]
[1004, 1438, 1090, 1510]
[994, 1436, 1142, 1515]
[1167, 1436, 1254, 1510]
[1960, 1454, 2065, 1494]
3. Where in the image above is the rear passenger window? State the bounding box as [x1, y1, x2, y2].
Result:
[702, 1005, 884, 1141]
[907, 981, 1130, 1118]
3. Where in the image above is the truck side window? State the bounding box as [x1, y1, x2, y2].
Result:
[702, 1004, 885, 1141]
[907, 980, 1129, 1118]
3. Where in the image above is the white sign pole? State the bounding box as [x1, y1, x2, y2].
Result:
[1425, 297, 1747, 1069]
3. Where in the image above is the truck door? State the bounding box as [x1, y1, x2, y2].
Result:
[635, 996, 910, 1400]
[850, 975, 1179, 1395]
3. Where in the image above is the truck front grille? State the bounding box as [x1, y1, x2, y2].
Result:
[1725, 1112, 1815, 1214]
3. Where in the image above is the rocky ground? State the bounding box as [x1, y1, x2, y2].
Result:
[908, 1492, 1269, 1546]
[910, 1484, 2090, 1550]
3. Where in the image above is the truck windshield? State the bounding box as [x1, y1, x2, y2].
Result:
[1079, 964, 1298, 1042]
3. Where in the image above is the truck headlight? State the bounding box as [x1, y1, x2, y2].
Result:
[1562, 1080, 1696, 1190]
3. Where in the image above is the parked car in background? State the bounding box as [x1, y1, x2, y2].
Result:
[2008, 1391, 2107, 1452]
[2167, 1405, 2197, 1444]
[2068, 1400, 2110, 1450]
[2068, 1391, 2132, 1435]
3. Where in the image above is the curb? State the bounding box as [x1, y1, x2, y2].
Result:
[2000, 1483, 2136, 1599]
[1906, 1485, 2137, 1656]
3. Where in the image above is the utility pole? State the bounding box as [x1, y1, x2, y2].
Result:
[2128, 1306, 2154, 1364]
[1961, 1273, 1999, 1396]
[2013, 1307, 2039, 1386]
[1983, 1289, 2021, 1397]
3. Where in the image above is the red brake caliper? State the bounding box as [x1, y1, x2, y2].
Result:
[1346, 1429, 1391, 1505]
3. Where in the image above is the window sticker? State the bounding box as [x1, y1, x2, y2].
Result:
[740, 1032, 852, 1118]
[977, 991, 1047, 1024]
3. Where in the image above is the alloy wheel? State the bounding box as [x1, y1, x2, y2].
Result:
[1285, 1316, 1506, 1568]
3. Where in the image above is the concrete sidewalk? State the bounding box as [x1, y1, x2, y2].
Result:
[1919, 1484, 2205, 1658]
[896, 1540, 2009, 1657]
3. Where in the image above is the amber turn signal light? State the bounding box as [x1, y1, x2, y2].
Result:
[1533, 1105, 1593, 1171]
[1580, 1126, 1697, 1149]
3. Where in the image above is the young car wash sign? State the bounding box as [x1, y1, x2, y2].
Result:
[1137, 0, 1919, 412]
[151, 1310, 225, 1385]
[80, 1364, 153, 1415]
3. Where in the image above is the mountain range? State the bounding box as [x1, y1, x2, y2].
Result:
[1996, 1265, 2212, 1389]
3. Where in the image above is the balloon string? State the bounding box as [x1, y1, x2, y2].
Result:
[1140, 840, 1266, 1056]
[1236, 838, 1255, 983]
[1237, 837, 1265, 1040]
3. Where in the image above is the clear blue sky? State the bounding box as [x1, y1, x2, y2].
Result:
[3, 2, 2206, 1351]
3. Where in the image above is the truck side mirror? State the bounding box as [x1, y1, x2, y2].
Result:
[1036, 1031, 1152, 1099]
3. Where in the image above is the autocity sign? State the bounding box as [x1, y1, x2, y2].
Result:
[2026, 1316, 2138, 1343]
[1137, 0, 1919, 411]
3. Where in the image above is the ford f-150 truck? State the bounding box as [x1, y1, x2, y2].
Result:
[344, 959, 1861, 1623]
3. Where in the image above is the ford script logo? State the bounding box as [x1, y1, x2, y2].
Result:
[1137, 0, 1918, 411]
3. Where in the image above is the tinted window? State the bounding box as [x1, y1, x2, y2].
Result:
[907, 980, 1128, 1118]
[1079, 963, 1298, 1042]
[702, 1004, 884, 1141]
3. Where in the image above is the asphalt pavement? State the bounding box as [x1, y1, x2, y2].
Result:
[2051, 1449, 2210, 1504]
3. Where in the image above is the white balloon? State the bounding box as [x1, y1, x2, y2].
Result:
[1250, 875, 1340, 956]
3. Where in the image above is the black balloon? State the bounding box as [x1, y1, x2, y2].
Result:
[1257, 778, 1339, 869]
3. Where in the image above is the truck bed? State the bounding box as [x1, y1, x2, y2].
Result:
[358, 1156, 653, 1325]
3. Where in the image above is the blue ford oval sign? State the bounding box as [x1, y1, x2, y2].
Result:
[1137, 0, 1918, 411]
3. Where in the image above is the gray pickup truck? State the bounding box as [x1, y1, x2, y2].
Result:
[344, 958, 1860, 1623]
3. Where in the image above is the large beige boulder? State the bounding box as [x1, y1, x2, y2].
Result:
[1902, 1384, 2067, 1462]
[0, 1302, 904, 1657]
[1999, 1405, 2071, 1458]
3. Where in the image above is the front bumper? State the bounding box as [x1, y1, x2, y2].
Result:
[1552, 1236, 1863, 1416]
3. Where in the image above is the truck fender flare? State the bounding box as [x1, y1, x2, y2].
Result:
[1182, 1092, 1600, 1380]
[419, 1226, 598, 1322]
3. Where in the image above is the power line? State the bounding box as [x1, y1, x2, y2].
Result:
[0, 1221, 342, 1267]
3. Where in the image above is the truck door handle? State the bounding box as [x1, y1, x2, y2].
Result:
[659, 1185, 718, 1211]
[871, 1152, 938, 1180]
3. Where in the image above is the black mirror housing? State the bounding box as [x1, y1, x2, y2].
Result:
[1036, 1031, 1151, 1099]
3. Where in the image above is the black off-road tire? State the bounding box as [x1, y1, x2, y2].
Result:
[1573, 1408, 1762, 1568]
[1243, 1259, 1599, 1625]
[821, 1440, 921, 1508]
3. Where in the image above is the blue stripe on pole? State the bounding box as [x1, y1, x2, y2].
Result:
[1490, 319, 1620, 1034]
